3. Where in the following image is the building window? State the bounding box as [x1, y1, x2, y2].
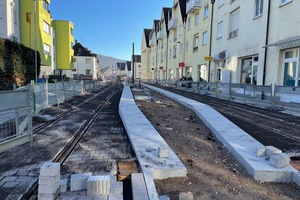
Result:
[43, 43, 50, 55]
[14, 11, 17, 24]
[195, 12, 199, 25]
[202, 31, 208, 45]
[180, 43, 183, 53]
[193, 34, 199, 52]
[0, 5, 3, 19]
[86, 58, 92, 64]
[204, 5, 209, 19]
[255, 0, 263, 17]
[283, 48, 299, 86]
[187, 17, 191, 30]
[169, 49, 172, 58]
[86, 69, 91, 75]
[43, 0, 49, 12]
[43, 21, 50, 34]
[229, 8, 240, 39]
[217, 21, 223, 39]
[281, 0, 292, 6]
[173, 46, 177, 58]
[241, 56, 258, 85]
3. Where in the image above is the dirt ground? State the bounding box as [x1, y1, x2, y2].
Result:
[135, 88, 300, 200]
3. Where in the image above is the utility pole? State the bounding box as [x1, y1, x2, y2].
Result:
[208, 0, 215, 83]
[132, 43, 135, 83]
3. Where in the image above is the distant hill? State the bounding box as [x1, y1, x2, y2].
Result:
[97, 54, 126, 69]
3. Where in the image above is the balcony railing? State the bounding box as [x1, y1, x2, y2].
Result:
[228, 29, 239, 39]
[186, 0, 202, 14]
[168, 15, 178, 30]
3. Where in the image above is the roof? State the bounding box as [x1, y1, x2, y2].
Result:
[116, 62, 126, 70]
[162, 7, 171, 37]
[144, 29, 152, 47]
[73, 42, 96, 57]
[178, 0, 187, 23]
[126, 61, 131, 71]
[132, 55, 141, 62]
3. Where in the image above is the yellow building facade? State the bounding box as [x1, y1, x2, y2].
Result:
[52, 20, 74, 71]
[20, 0, 52, 68]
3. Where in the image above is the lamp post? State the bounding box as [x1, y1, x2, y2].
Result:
[34, 0, 37, 83]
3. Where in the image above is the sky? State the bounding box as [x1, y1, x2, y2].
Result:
[50, 0, 173, 61]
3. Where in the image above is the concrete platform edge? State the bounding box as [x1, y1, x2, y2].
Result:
[144, 84, 299, 184]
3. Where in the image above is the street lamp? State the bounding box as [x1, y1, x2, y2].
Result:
[34, 0, 37, 83]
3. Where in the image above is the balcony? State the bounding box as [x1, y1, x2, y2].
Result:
[168, 15, 178, 30]
[186, 0, 201, 14]
[157, 30, 164, 40]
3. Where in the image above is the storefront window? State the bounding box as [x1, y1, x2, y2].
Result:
[241, 56, 258, 85]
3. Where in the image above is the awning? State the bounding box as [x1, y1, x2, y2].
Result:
[264, 36, 300, 49]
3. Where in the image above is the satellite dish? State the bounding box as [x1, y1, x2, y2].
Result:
[218, 51, 226, 60]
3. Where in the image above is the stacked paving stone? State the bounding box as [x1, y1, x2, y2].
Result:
[68, 173, 123, 199]
[38, 162, 60, 200]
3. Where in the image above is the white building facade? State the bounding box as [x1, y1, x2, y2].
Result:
[141, 0, 300, 87]
[0, 0, 20, 41]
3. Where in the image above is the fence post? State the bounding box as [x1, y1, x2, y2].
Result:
[31, 80, 37, 115]
[229, 82, 232, 100]
[72, 79, 76, 96]
[81, 80, 85, 94]
[45, 80, 49, 108]
[55, 81, 59, 108]
[27, 84, 33, 144]
[62, 79, 66, 101]
[243, 84, 246, 104]
[272, 83, 276, 108]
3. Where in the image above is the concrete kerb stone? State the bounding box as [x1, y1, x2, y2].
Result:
[87, 175, 110, 196]
[131, 173, 149, 200]
[70, 172, 92, 191]
[143, 84, 299, 184]
[40, 162, 60, 177]
[119, 85, 187, 200]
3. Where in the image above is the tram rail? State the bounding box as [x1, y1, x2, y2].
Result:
[21, 84, 122, 200]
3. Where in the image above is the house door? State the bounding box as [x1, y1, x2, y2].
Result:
[282, 48, 299, 86]
[241, 56, 258, 85]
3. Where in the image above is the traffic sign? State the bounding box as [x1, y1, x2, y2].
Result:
[204, 56, 213, 61]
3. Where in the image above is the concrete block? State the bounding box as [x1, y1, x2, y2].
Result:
[131, 173, 149, 200]
[38, 180, 60, 194]
[40, 162, 60, 177]
[60, 179, 68, 193]
[292, 171, 300, 186]
[265, 146, 282, 157]
[109, 193, 123, 200]
[70, 172, 92, 191]
[269, 153, 290, 168]
[158, 147, 169, 158]
[179, 192, 193, 200]
[87, 175, 110, 196]
[38, 173, 60, 185]
[256, 147, 266, 157]
[110, 181, 123, 194]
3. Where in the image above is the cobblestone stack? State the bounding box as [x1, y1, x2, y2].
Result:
[38, 162, 60, 200]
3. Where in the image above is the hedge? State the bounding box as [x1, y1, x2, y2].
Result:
[0, 37, 41, 91]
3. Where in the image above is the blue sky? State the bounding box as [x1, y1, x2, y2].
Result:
[50, 0, 173, 61]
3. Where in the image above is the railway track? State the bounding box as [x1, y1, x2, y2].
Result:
[148, 84, 300, 154]
[19, 83, 135, 200]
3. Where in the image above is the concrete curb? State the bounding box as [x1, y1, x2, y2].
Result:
[119, 85, 187, 200]
[144, 84, 299, 184]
